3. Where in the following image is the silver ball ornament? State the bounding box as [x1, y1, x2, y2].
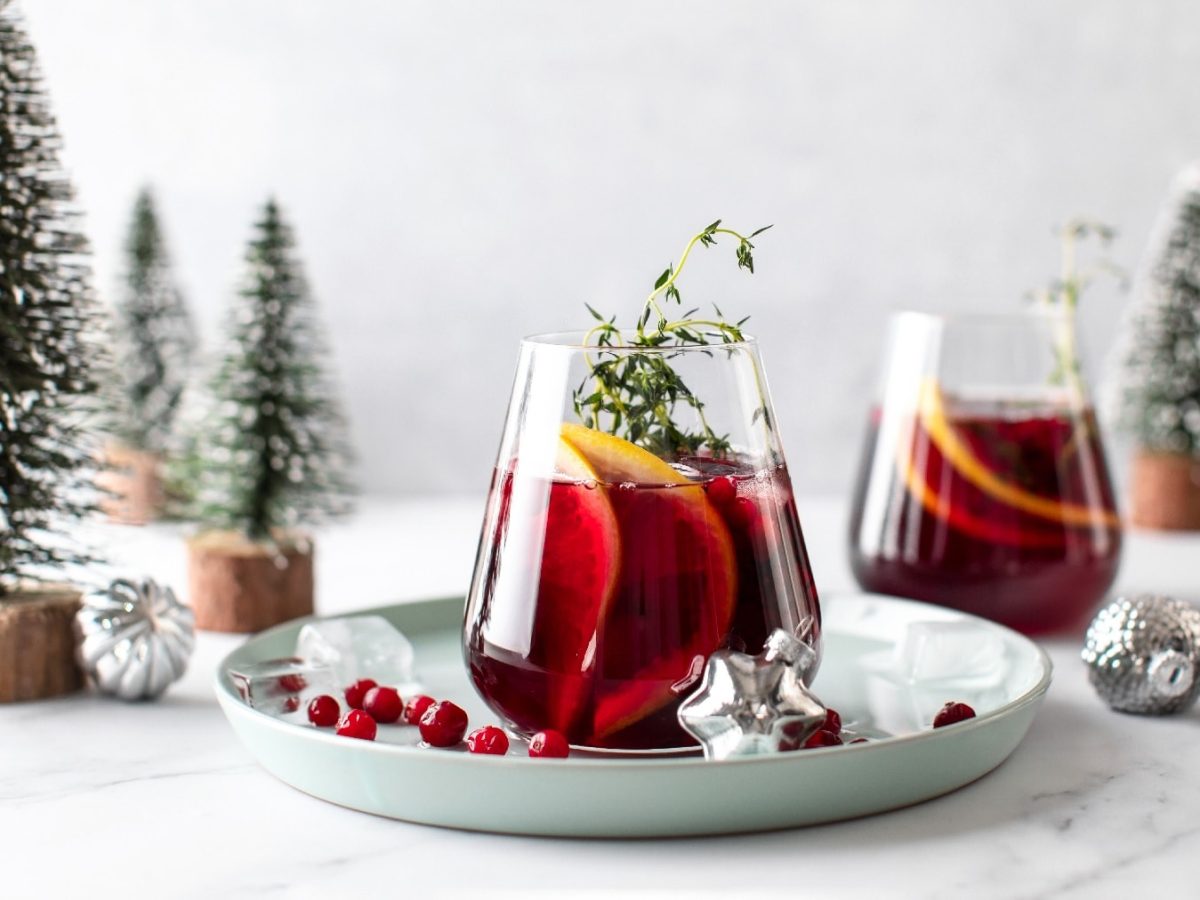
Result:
[1082, 594, 1200, 715]
[75, 578, 196, 701]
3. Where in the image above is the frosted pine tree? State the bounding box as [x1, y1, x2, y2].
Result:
[1116, 163, 1200, 455]
[110, 188, 195, 453]
[193, 199, 352, 541]
[0, 0, 102, 589]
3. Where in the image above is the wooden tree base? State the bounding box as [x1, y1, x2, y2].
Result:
[187, 532, 314, 633]
[1130, 451, 1200, 531]
[97, 442, 165, 525]
[0, 586, 84, 703]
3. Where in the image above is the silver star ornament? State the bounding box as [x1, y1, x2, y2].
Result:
[677, 629, 826, 760]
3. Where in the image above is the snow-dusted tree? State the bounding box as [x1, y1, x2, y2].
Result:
[0, 0, 102, 589]
[1114, 162, 1200, 528]
[110, 188, 195, 453]
[0, 0, 104, 699]
[193, 198, 352, 541]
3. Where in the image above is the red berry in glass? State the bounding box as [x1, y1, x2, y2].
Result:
[336, 709, 377, 741]
[403, 694, 435, 725]
[344, 678, 377, 710]
[528, 729, 570, 758]
[419, 701, 469, 747]
[307, 694, 340, 727]
[932, 701, 977, 728]
[363, 686, 403, 724]
[466, 725, 510, 755]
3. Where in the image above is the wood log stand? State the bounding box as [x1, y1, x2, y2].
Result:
[1130, 451, 1200, 531]
[187, 531, 314, 633]
[98, 442, 165, 525]
[0, 585, 84, 703]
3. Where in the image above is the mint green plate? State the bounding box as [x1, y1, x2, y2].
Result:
[215, 593, 1051, 837]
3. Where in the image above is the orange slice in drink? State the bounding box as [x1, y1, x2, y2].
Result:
[560, 424, 737, 743]
[906, 378, 1119, 530]
[527, 437, 621, 734]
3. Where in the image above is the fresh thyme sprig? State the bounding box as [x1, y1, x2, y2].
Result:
[573, 220, 772, 457]
[1034, 219, 1124, 395]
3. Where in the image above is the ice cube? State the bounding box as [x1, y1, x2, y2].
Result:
[228, 657, 336, 717]
[894, 620, 1008, 688]
[295, 615, 419, 692]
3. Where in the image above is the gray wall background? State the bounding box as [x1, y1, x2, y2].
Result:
[22, 0, 1200, 496]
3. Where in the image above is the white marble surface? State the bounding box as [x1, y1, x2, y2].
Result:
[4, 496, 1200, 899]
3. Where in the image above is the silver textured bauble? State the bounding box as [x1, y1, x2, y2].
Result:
[1082, 594, 1200, 715]
[677, 628, 825, 760]
[75, 578, 195, 701]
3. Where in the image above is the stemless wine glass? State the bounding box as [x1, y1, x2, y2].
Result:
[464, 333, 821, 752]
[848, 309, 1122, 634]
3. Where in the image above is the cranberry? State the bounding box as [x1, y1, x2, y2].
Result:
[307, 694, 340, 727]
[363, 686, 403, 724]
[336, 709, 377, 741]
[933, 701, 977, 728]
[819, 708, 842, 736]
[343, 678, 378, 710]
[705, 475, 738, 508]
[419, 701, 469, 747]
[281, 695, 300, 714]
[466, 726, 510, 755]
[403, 694, 436, 725]
[731, 497, 760, 534]
[277, 673, 307, 693]
[803, 729, 843, 749]
[528, 729, 570, 758]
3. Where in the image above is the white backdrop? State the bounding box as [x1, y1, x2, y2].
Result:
[21, 0, 1200, 496]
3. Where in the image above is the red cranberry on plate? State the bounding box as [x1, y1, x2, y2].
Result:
[336, 709, 378, 741]
[307, 694, 340, 727]
[528, 729, 571, 758]
[466, 725, 510, 756]
[363, 686, 404, 724]
[419, 701, 469, 747]
[933, 701, 977, 728]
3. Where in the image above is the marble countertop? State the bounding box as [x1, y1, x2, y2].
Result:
[4, 496, 1199, 899]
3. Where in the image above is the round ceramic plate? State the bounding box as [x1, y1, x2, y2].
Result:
[215, 592, 1051, 837]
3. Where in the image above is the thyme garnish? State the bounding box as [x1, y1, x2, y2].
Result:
[1034, 219, 1123, 397]
[572, 220, 771, 457]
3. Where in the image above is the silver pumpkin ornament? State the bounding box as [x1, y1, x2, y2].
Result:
[1082, 594, 1200, 715]
[75, 578, 196, 701]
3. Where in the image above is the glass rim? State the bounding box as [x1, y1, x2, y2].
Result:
[521, 329, 759, 352]
[890, 306, 1073, 327]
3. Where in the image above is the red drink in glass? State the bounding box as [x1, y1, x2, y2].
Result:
[466, 452, 820, 751]
[849, 389, 1121, 634]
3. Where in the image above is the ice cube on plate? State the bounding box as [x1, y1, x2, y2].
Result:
[894, 620, 1007, 687]
[295, 615, 419, 692]
[228, 657, 336, 717]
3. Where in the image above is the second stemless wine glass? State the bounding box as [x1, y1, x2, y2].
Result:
[848, 310, 1122, 634]
[464, 333, 821, 752]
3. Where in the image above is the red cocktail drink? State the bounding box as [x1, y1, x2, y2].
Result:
[467, 425, 820, 751]
[849, 385, 1121, 633]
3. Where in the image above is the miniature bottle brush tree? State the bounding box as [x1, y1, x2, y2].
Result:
[187, 199, 352, 632]
[101, 187, 196, 524]
[0, 0, 104, 700]
[1115, 163, 1200, 530]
